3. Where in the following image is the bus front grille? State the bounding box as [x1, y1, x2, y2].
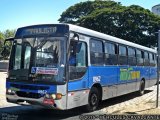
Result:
[16, 91, 43, 99]
[10, 84, 49, 90]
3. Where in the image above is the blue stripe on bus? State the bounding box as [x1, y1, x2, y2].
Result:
[68, 66, 157, 91]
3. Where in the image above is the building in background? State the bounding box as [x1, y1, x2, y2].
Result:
[152, 4, 160, 15]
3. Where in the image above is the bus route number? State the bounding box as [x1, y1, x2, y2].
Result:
[93, 76, 101, 83]
[38, 90, 47, 94]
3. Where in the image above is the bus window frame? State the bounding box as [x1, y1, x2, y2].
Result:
[136, 49, 144, 66]
[90, 38, 104, 66]
[68, 41, 88, 81]
[118, 44, 128, 65]
[149, 52, 156, 67]
[144, 51, 150, 66]
[104, 41, 118, 65]
[128, 47, 136, 66]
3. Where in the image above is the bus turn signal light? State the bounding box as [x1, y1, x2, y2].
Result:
[56, 93, 62, 100]
[45, 93, 62, 100]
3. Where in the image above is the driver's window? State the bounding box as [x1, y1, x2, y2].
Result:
[69, 41, 87, 80]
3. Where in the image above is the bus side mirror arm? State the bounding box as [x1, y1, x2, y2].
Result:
[72, 33, 79, 41]
[1, 37, 14, 57]
[70, 32, 79, 41]
[4, 37, 14, 45]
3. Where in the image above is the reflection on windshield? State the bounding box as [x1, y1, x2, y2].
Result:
[36, 39, 62, 67]
[34, 37, 65, 83]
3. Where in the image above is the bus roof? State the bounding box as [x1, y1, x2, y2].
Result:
[67, 24, 156, 53]
[15, 23, 156, 53]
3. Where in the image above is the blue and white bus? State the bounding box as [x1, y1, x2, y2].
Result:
[3, 24, 157, 112]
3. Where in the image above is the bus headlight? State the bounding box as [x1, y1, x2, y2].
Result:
[51, 94, 56, 99]
[45, 94, 50, 99]
[6, 89, 16, 95]
[55, 93, 62, 100]
[45, 93, 62, 100]
[7, 89, 11, 93]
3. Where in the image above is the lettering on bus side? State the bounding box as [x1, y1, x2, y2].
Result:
[120, 67, 140, 81]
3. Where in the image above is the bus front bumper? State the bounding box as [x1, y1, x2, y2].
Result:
[6, 92, 67, 110]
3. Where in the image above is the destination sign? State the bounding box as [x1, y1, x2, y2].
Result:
[15, 24, 69, 37]
[25, 27, 57, 35]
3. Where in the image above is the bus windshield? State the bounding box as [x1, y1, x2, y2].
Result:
[34, 37, 64, 67]
[9, 37, 66, 84]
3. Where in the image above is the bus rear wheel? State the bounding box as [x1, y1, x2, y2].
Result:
[139, 80, 145, 96]
[86, 87, 99, 112]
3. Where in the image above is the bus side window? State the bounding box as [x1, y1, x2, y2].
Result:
[90, 39, 103, 65]
[104, 42, 118, 65]
[136, 49, 144, 66]
[118, 45, 127, 65]
[128, 47, 136, 66]
[154, 54, 157, 66]
[149, 53, 156, 66]
[144, 51, 149, 66]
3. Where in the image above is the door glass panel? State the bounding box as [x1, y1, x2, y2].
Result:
[24, 46, 31, 69]
[14, 45, 22, 70]
[69, 41, 87, 80]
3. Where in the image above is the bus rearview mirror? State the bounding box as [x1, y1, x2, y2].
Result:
[1, 46, 7, 57]
[1, 37, 14, 58]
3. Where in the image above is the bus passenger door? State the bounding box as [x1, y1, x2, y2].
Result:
[67, 41, 89, 109]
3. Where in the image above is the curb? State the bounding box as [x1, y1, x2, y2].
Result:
[0, 69, 7, 72]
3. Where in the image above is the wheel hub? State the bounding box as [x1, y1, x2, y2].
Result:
[91, 94, 97, 105]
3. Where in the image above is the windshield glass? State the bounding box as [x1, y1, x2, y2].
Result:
[9, 37, 66, 84]
[34, 37, 64, 67]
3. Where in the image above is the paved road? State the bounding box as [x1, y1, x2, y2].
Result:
[0, 72, 159, 120]
[0, 61, 8, 72]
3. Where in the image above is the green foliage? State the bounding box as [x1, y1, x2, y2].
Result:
[3, 29, 15, 39]
[0, 30, 15, 59]
[59, 0, 160, 47]
[0, 32, 5, 54]
[58, 0, 121, 24]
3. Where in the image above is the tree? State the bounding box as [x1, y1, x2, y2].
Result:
[0, 30, 15, 59]
[0, 32, 5, 54]
[79, 5, 160, 47]
[3, 29, 15, 39]
[59, 1, 160, 47]
[58, 0, 122, 24]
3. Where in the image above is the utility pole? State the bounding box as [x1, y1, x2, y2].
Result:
[156, 30, 160, 108]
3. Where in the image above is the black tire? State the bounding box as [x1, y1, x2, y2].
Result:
[139, 80, 145, 96]
[86, 87, 99, 112]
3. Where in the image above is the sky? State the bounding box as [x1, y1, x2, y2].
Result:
[0, 0, 160, 31]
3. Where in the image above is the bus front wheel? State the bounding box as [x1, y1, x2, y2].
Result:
[86, 87, 99, 112]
